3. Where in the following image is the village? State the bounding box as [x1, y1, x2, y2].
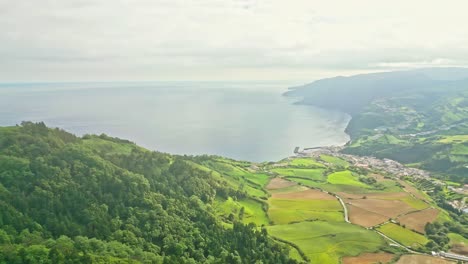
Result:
[296, 146, 468, 214]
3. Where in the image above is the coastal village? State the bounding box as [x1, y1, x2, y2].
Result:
[295, 146, 468, 214]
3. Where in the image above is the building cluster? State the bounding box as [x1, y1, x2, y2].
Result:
[301, 146, 430, 179]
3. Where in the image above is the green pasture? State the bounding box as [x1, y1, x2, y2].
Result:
[377, 223, 428, 248]
[439, 135, 468, 144]
[269, 198, 343, 224]
[243, 172, 271, 187]
[327, 171, 370, 188]
[289, 158, 325, 168]
[268, 221, 385, 264]
[448, 233, 468, 246]
[320, 154, 349, 167]
[287, 177, 372, 194]
[214, 197, 269, 226]
[272, 168, 326, 181]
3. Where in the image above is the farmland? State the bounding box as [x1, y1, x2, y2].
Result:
[320, 154, 350, 167]
[342, 252, 394, 264]
[268, 221, 385, 264]
[289, 158, 325, 168]
[271, 168, 326, 181]
[268, 185, 343, 224]
[327, 170, 370, 188]
[201, 154, 458, 263]
[396, 255, 455, 264]
[397, 208, 440, 233]
[377, 223, 429, 249]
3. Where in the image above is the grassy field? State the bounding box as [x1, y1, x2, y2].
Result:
[287, 177, 373, 194]
[289, 158, 325, 168]
[271, 168, 326, 181]
[399, 196, 429, 210]
[327, 171, 370, 188]
[320, 154, 350, 167]
[438, 134, 468, 143]
[214, 197, 269, 226]
[199, 159, 268, 198]
[243, 172, 270, 187]
[448, 232, 468, 245]
[82, 136, 139, 155]
[269, 198, 343, 224]
[377, 223, 428, 248]
[268, 221, 385, 264]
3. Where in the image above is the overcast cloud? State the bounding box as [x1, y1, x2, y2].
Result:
[1, 0, 468, 81]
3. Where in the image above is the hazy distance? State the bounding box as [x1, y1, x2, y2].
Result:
[1, 1, 468, 82]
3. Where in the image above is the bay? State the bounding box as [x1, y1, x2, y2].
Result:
[0, 81, 350, 162]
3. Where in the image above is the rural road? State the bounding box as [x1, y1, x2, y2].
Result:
[375, 231, 421, 254]
[336, 195, 350, 223]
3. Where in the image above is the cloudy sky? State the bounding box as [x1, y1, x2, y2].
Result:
[1, 0, 468, 81]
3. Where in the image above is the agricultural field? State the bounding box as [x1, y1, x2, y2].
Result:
[395, 255, 455, 264]
[347, 204, 388, 228]
[342, 252, 394, 264]
[438, 134, 468, 144]
[242, 172, 271, 187]
[268, 221, 385, 264]
[397, 208, 440, 233]
[448, 233, 468, 255]
[213, 197, 269, 226]
[209, 156, 459, 263]
[271, 168, 326, 181]
[327, 170, 370, 189]
[268, 186, 343, 224]
[320, 154, 350, 167]
[266, 177, 297, 190]
[377, 223, 429, 249]
[347, 198, 415, 219]
[289, 157, 325, 168]
[197, 159, 268, 198]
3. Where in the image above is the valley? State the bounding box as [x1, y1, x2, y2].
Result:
[205, 150, 466, 263]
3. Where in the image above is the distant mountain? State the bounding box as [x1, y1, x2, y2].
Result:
[286, 68, 468, 183]
[285, 68, 468, 114]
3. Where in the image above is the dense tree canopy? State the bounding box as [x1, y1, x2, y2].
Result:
[0, 122, 296, 264]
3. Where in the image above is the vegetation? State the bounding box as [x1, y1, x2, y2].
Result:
[377, 223, 429, 249]
[0, 121, 464, 263]
[327, 171, 370, 189]
[0, 122, 296, 264]
[269, 199, 343, 224]
[268, 221, 385, 264]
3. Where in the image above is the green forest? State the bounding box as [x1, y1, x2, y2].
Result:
[0, 122, 296, 264]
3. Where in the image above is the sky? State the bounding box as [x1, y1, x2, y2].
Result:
[1, 0, 468, 81]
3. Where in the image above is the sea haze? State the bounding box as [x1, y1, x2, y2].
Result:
[0, 81, 350, 162]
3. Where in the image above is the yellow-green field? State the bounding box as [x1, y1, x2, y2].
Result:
[289, 158, 325, 168]
[438, 135, 468, 143]
[269, 198, 343, 224]
[271, 168, 326, 181]
[320, 154, 350, 167]
[377, 223, 428, 248]
[327, 171, 370, 188]
[268, 221, 385, 264]
[214, 197, 269, 226]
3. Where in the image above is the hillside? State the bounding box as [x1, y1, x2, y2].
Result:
[0, 122, 295, 264]
[285, 68, 468, 184]
[1, 122, 466, 263]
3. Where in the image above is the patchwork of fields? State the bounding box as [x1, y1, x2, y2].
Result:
[199, 155, 459, 263]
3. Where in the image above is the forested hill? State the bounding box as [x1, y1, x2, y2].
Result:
[0, 122, 296, 264]
[285, 68, 468, 115]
